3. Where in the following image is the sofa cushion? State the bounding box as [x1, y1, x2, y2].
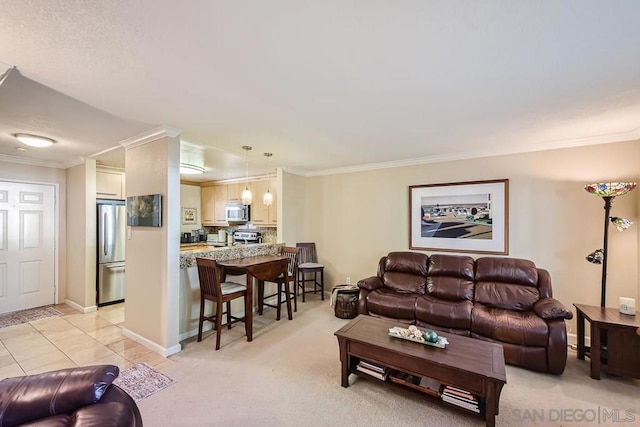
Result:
[471, 304, 549, 347]
[426, 254, 475, 301]
[415, 295, 473, 331]
[475, 257, 540, 311]
[384, 272, 426, 294]
[382, 252, 429, 294]
[365, 288, 417, 321]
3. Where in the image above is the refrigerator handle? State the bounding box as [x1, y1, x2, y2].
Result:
[103, 211, 108, 257]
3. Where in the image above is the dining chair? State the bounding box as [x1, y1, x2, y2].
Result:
[195, 257, 248, 350]
[248, 258, 292, 321]
[296, 242, 325, 302]
[260, 247, 300, 314]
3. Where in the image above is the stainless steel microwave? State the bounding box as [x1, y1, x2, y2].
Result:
[225, 203, 250, 223]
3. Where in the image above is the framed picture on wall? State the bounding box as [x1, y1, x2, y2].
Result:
[182, 207, 197, 225]
[409, 179, 509, 254]
[126, 194, 162, 227]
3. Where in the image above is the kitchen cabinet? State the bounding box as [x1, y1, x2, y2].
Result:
[227, 182, 245, 203]
[249, 179, 277, 226]
[201, 186, 215, 224]
[213, 185, 228, 224]
[268, 178, 277, 225]
[250, 180, 269, 225]
[96, 170, 124, 200]
[201, 185, 228, 225]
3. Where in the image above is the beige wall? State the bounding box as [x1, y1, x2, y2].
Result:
[287, 140, 640, 335]
[124, 135, 181, 354]
[65, 160, 97, 308]
[281, 171, 310, 246]
[180, 183, 201, 233]
[0, 161, 67, 302]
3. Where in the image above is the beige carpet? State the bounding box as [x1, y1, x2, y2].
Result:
[0, 305, 62, 328]
[138, 300, 640, 426]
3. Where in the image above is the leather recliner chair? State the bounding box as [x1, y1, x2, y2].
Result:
[0, 365, 142, 426]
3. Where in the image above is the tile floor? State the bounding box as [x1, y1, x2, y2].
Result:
[0, 303, 176, 380]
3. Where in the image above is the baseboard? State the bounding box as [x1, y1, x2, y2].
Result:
[121, 327, 182, 357]
[567, 332, 590, 349]
[64, 299, 97, 314]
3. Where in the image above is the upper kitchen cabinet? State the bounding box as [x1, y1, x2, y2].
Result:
[201, 184, 228, 225]
[250, 180, 269, 225]
[250, 179, 277, 226]
[227, 182, 245, 203]
[96, 170, 125, 200]
[268, 178, 277, 225]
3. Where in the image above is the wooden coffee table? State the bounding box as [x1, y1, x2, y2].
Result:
[335, 315, 506, 427]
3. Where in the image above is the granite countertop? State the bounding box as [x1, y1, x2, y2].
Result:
[180, 242, 284, 269]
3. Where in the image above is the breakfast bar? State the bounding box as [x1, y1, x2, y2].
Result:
[179, 243, 284, 341]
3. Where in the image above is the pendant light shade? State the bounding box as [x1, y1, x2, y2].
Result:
[263, 152, 273, 206]
[242, 187, 252, 205]
[241, 146, 252, 204]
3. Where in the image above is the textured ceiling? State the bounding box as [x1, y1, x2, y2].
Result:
[1, 1, 639, 180]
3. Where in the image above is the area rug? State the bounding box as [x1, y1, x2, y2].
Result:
[113, 362, 176, 402]
[0, 305, 62, 328]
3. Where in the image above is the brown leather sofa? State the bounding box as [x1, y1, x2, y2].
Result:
[0, 365, 142, 426]
[357, 252, 573, 375]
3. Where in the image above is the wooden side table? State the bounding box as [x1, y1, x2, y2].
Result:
[573, 303, 640, 380]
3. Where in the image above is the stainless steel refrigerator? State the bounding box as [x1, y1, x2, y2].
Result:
[97, 200, 126, 306]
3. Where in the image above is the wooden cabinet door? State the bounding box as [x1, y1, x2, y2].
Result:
[250, 180, 269, 225]
[201, 186, 215, 224]
[213, 185, 228, 224]
[96, 171, 123, 199]
[227, 183, 245, 203]
[268, 178, 277, 225]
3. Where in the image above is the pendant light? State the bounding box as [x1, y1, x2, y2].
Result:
[241, 146, 252, 204]
[263, 152, 273, 206]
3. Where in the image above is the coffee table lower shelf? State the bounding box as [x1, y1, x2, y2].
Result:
[348, 359, 486, 419]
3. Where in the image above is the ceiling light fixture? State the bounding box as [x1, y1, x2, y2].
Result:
[241, 146, 252, 204]
[13, 133, 56, 148]
[263, 153, 273, 206]
[179, 163, 205, 174]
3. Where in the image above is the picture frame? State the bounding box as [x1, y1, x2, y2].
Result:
[409, 179, 509, 254]
[126, 194, 162, 227]
[182, 207, 197, 225]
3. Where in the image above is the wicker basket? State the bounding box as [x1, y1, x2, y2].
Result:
[334, 287, 360, 319]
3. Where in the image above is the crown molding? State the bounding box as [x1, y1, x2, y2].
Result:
[303, 126, 640, 177]
[0, 153, 65, 169]
[119, 126, 182, 150]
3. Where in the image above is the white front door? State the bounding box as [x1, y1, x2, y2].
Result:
[0, 181, 56, 314]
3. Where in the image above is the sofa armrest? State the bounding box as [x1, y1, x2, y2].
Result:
[0, 365, 119, 426]
[357, 276, 383, 291]
[533, 298, 573, 320]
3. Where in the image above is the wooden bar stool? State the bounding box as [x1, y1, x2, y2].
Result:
[296, 242, 325, 302]
[260, 247, 300, 314]
[195, 257, 247, 350]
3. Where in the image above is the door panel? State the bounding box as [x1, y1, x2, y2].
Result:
[0, 181, 55, 314]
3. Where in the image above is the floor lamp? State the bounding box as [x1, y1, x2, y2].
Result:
[584, 182, 636, 307]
